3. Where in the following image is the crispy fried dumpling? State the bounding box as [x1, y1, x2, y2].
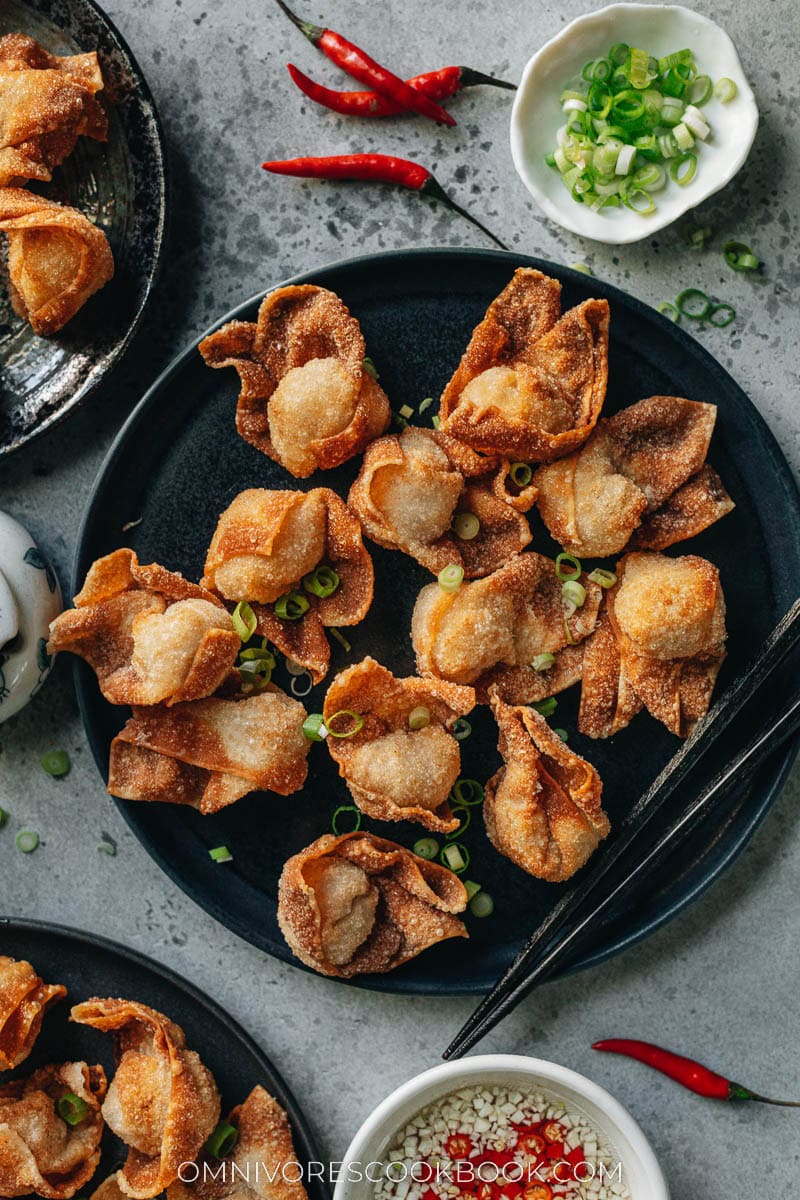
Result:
[348, 426, 537, 577]
[0, 956, 66, 1072]
[166, 1086, 308, 1200]
[0, 34, 107, 188]
[198, 284, 390, 475]
[70, 999, 220, 1200]
[534, 396, 734, 558]
[412, 553, 601, 703]
[0, 188, 114, 335]
[48, 549, 240, 707]
[278, 832, 468, 977]
[0, 1061, 107, 1199]
[485, 695, 609, 882]
[108, 691, 310, 813]
[202, 487, 373, 683]
[438, 268, 609, 462]
[322, 657, 475, 832]
[579, 552, 727, 738]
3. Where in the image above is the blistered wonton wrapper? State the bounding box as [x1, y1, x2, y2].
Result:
[485, 695, 609, 883]
[202, 487, 373, 683]
[166, 1085, 308, 1200]
[48, 549, 240, 708]
[348, 426, 537, 577]
[0, 956, 66, 1072]
[278, 832, 468, 978]
[323, 657, 475, 833]
[412, 553, 601, 704]
[108, 691, 309, 813]
[0, 188, 114, 335]
[198, 284, 390, 475]
[438, 268, 609, 463]
[0, 1060, 107, 1199]
[579, 552, 727, 739]
[534, 396, 735, 558]
[71, 998, 220, 1200]
[0, 34, 107, 188]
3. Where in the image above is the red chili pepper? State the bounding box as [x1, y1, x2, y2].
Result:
[444, 1133, 474, 1159]
[275, 0, 456, 126]
[261, 154, 507, 249]
[287, 62, 515, 118]
[593, 1039, 800, 1106]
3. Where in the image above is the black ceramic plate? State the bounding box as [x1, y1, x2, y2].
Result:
[0, 918, 328, 1200]
[74, 248, 800, 995]
[0, 0, 166, 456]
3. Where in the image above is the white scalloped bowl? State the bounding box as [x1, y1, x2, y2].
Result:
[510, 3, 758, 244]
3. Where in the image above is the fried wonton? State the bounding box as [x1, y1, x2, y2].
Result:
[71, 999, 220, 1200]
[438, 268, 609, 462]
[322, 657, 475, 833]
[108, 691, 310, 813]
[0, 34, 107, 188]
[579, 552, 727, 739]
[534, 396, 735, 558]
[0, 1060, 107, 1199]
[202, 487, 373, 683]
[0, 956, 66, 1072]
[166, 1086, 308, 1200]
[0, 188, 114, 335]
[412, 552, 601, 703]
[198, 284, 391, 475]
[48, 549, 240, 707]
[278, 832, 468, 977]
[485, 694, 609, 882]
[348, 425, 537, 577]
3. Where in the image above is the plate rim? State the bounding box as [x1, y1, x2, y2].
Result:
[72, 245, 800, 995]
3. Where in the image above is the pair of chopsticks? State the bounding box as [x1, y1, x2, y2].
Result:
[445, 596, 800, 1059]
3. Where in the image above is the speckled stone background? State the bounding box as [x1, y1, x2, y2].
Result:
[2, 0, 799, 1194]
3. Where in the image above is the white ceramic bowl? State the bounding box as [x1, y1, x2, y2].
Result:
[334, 1054, 669, 1200]
[0, 511, 62, 723]
[510, 3, 758, 243]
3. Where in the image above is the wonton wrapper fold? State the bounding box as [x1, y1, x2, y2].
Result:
[278, 832, 467, 978]
[0, 956, 66, 1072]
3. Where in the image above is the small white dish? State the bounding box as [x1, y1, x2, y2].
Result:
[510, 4, 758, 244]
[334, 1054, 669, 1200]
[0, 511, 62, 723]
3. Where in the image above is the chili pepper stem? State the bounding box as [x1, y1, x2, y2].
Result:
[422, 176, 508, 250]
[731, 1084, 800, 1108]
[274, 0, 323, 44]
[457, 66, 517, 91]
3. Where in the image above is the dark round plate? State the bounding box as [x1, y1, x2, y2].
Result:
[0, 917, 328, 1200]
[0, 0, 166, 457]
[74, 248, 800, 995]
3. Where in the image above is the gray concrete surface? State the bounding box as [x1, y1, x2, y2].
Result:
[2, 0, 800, 1194]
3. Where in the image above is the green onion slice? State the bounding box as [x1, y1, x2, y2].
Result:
[569, 261, 591, 275]
[470, 891, 494, 918]
[274, 590, 310, 621]
[302, 713, 328, 741]
[684, 223, 713, 247]
[452, 718, 472, 742]
[209, 845, 233, 863]
[564, 614, 577, 646]
[657, 301, 680, 322]
[588, 568, 617, 588]
[451, 778, 484, 807]
[509, 462, 533, 488]
[206, 1121, 239, 1158]
[441, 842, 470, 874]
[609, 42, 629, 65]
[554, 727, 570, 742]
[399, 403, 414, 419]
[329, 627, 351, 653]
[302, 565, 340, 598]
[676, 288, 712, 319]
[533, 697, 558, 718]
[325, 710, 365, 739]
[408, 705, 430, 731]
[362, 356, 379, 380]
[723, 240, 759, 271]
[431, 415, 441, 429]
[413, 837, 440, 860]
[418, 396, 434, 413]
[0, 806, 8, 828]
[16, 830, 39, 854]
[555, 552, 582, 581]
[232, 601, 257, 641]
[57, 1092, 88, 1126]
[532, 652, 555, 672]
[709, 302, 736, 328]
[463, 879, 482, 901]
[438, 563, 464, 592]
[41, 749, 70, 777]
[714, 76, 737, 102]
[687, 74, 712, 105]
[446, 805, 472, 839]
[562, 579, 587, 609]
[453, 512, 480, 541]
[670, 152, 697, 185]
[332, 805, 362, 835]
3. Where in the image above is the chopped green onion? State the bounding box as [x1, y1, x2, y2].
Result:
[446, 805, 472, 839]
[0, 806, 7, 828]
[413, 836, 440, 860]
[302, 713, 328, 741]
[609, 42, 629, 66]
[398, 404, 414, 420]
[438, 563, 464, 592]
[441, 842, 469, 874]
[392, 413, 408, 431]
[408, 705, 430, 731]
[362, 356, 379, 380]
[206, 1121, 239, 1158]
[470, 891, 494, 918]
[714, 76, 737, 102]
[431, 415, 441, 429]
[16, 830, 39, 854]
[723, 240, 759, 271]
[622, 184, 656, 215]
[657, 301, 680, 322]
[240, 646, 275, 663]
[274, 590, 309, 620]
[41, 749, 70, 777]
[57, 1092, 88, 1126]
[97, 837, 117, 857]
[569, 261, 591, 274]
[232, 601, 257, 641]
[452, 718, 472, 741]
[302, 565, 340, 598]
[687, 74, 712, 105]
[509, 462, 533, 488]
[562, 579, 586, 608]
[209, 845, 233, 863]
[532, 652, 555, 672]
[325, 709, 365, 739]
[463, 879, 482, 901]
[554, 728, 570, 742]
[290, 672, 313, 699]
[709, 302, 736, 328]
[329, 627, 351, 653]
[451, 778, 484, 807]
[676, 287, 712, 319]
[453, 512, 480, 541]
[684, 223, 713, 247]
[564, 614, 577, 646]
[588, 568, 617, 588]
[418, 396, 434, 413]
[555, 552, 582, 582]
[331, 805, 362, 835]
[533, 697, 558, 717]
[670, 152, 697, 185]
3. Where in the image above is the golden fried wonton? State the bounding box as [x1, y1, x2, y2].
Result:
[0, 1060, 107, 1199]
[198, 284, 390, 475]
[278, 832, 468, 977]
[348, 426, 537, 577]
[485, 694, 609, 882]
[322, 656, 475, 833]
[202, 487, 373, 683]
[166, 1086, 308, 1200]
[438, 268, 609, 462]
[412, 552, 601, 703]
[108, 691, 310, 813]
[48, 549, 241, 707]
[0, 34, 107, 188]
[0, 188, 114, 334]
[0, 956, 66, 1072]
[534, 396, 734, 558]
[579, 552, 727, 739]
[71, 999, 220, 1200]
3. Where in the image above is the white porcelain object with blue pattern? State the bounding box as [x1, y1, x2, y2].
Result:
[0, 512, 62, 722]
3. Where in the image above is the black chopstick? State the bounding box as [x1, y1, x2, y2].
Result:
[444, 596, 800, 1059]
